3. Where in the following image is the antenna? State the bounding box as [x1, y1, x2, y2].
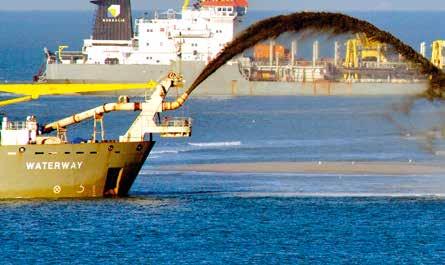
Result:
[182, 0, 190, 11]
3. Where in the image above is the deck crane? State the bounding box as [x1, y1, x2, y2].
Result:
[0, 72, 191, 199]
[343, 33, 387, 80]
[431, 40, 445, 70]
[0, 73, 190, 144]
[40, 72, 191, 142]
[182, 0, 190, 11]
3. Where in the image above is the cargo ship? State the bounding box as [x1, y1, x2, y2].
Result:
[37, 0, 434, 96]
[0, 73, 191, 198]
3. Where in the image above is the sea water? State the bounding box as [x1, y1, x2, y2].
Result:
[0, 95, 445, 264]
[1, 11, 445, 264]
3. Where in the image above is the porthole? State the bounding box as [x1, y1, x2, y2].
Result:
[136, 144, 143, 152]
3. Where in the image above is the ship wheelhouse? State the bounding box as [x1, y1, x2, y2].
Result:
[55, 0, 248, 66]
[200, 0, 248, 16]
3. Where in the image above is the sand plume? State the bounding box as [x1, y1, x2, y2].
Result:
[186, 12, 445, 99]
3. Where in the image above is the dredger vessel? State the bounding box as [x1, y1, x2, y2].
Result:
[0, 73, 191, 198]
[36, 0, 432, 96]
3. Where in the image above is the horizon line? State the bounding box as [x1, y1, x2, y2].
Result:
[1, 8, 445, 12]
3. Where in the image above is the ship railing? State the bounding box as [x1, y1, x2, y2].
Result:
[251, 64, 328, 71]
[4, 121, 27, 130]
[171, 29, 211, 38]
[159, 117, 192, 138]
[361, 61, 411, 69]
[251, 60, 331, 68]
[157, 9, 181, 20]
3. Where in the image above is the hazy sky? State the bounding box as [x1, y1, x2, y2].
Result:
[1, 0, 444, 11]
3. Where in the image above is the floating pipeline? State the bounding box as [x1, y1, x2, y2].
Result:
[180, 12, 445, 102]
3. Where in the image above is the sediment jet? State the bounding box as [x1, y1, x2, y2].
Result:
[164, 11, 445, 110]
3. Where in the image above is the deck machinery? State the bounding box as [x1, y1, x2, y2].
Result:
[431, 40, 445, 70]
[0, 72, 192, 198]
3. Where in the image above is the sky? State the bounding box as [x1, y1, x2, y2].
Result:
[0, 0, 444, 11]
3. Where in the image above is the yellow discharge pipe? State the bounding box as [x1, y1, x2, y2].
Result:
[0, 82, 157, 97]
[0, 96, 33, 107]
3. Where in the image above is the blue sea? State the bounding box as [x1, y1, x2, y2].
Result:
[1, 10, 445, 264]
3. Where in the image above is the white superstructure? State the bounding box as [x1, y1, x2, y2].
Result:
[69, 0, 248, 66]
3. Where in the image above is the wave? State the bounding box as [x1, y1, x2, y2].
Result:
[229, 192, 445, 198]
[148, 136, 418, 162]
[262, 136, 400, 148]
[188, 141, 242, 147]
[151, 150, 180, 155]
[150, 141, 242, 158]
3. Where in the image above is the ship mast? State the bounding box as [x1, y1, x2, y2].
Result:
[182, 0, 190, 11]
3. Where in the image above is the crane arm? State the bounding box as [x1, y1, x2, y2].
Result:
[43, 102, 144, 134]
[43, 73, 184, 134]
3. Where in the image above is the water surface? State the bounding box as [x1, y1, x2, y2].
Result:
[1, 96, 445, 263]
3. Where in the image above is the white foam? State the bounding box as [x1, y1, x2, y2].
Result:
[262, 136, 398, 148]
[188, 141, 242, 147]
[230, 192, 445, 198]
[151, 150, 180, 155]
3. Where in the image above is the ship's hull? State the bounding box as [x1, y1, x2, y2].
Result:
[45, 62, 428, 96]
[0, 141, 154, 199]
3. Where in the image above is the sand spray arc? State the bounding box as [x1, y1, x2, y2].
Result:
[163, 11, 445, 110]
